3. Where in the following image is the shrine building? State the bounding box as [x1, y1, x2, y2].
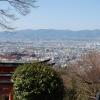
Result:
[0, 62, 23, 100]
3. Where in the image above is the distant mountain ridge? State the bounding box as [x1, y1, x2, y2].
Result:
[0, 29, 100, 41]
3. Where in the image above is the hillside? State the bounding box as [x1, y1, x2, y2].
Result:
[0, 29, 100, 41]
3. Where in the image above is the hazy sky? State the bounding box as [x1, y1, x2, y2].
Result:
[0, 0, 100, 30]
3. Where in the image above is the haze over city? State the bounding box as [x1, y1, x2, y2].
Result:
[0, 0, 99, 64]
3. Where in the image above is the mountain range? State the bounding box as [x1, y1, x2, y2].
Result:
[0, 29, 100, 41]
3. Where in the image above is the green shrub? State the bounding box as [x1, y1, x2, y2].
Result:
[12, 63, 65, 100]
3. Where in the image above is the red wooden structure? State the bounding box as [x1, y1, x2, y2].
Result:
[0, 63, 22, 100]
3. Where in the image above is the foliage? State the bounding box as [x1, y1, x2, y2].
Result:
[59, 51, 100, 100]
[65, 78, 77, 100]
[12, 63, 65, 100]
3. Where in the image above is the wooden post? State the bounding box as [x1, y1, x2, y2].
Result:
[9, 92, 13, 100]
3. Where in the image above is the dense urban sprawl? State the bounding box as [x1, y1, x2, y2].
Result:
[0, 40, 100, 67]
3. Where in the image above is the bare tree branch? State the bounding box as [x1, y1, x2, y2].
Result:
[0, 0, 37, 30]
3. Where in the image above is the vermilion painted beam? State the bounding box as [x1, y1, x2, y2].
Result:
[0, 67, 16, 72]
[0, 76, 11, 81]
[0, 88, 12, 94]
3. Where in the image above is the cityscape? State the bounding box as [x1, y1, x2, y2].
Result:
[0, 0, 100, 99]
[0, 40, 100, 67]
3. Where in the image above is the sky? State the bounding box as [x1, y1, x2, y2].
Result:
[0, 0, 100, 30]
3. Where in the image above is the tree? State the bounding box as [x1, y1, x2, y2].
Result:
[12, 63, 65, 100]
[0, 0, 37, 29]
[58, 51, 100, 100]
